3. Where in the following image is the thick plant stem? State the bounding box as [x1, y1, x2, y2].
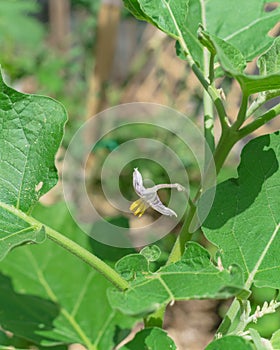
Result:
[167, 201, 196, 264]
[216, 298, 242, 336]
[213, 128, 239, 174]
[201, 0, 215, 154]
[203, 52, 215, 153]
[45, 226, 129, 290]
[0, 202, 129, 291]
[231, 94, 249, 131]
[167, 129, 238, 264]
[187, 56, 229, 132]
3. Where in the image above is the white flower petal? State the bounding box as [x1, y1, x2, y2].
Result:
[133, 168, 145, 196]
[131, 168, 183, 218]
[145, 192, 177, 217]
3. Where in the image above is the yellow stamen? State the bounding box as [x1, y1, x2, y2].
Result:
[130, 198, 142, 211]
[130, 198, 148, 217]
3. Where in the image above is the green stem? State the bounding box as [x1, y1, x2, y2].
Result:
[185, 53, 229, 132]
[203, 49, 215, 153]
[165, 0, 228, 130]
[216, 298, 242, 336]
[246, 94, 266, 118]
[208, 53, 215, 84]
[45, 226, 129, 290]
[200, 0, 215, 154]
[0, 202, 129, 291]
[213, 128, 239, 174]
[167, 201, 196, 264]
[231, 94, 248, 131]
[167, 128, 238, 264]
[238, 102, 280, 138]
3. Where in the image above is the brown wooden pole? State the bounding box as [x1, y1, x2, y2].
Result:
[85, 0, 122, 119]
[48, 0, 71, 53]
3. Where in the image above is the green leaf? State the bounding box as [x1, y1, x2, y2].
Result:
[136, 0, 203, 66]
[249, 328, 267, 350]
[271, 329, 280, 350]
[202, 132, 280, 290]
[137, 0, 189, 40]
[128, 0, 280, 66]
[199, 30, 247, 74]
[0, 207, 46, 260]
[205, 0, 280, 60]
[140, 245, 161, 262]
[257, 37, 280, 99]
[108, 242, 243, 317]
[202, 32, 280, 95]
[236, 73, 280, 96]
[115, 253, 149, 281]
[258, 37, 280, 76]
[0, 329, 67, 350]
[0, 71, 67, 259]
[120, 327, 176, 350]
[0, 202, 136, 349]
[205, 335, 254, 350]
[123, 0, 154, 23]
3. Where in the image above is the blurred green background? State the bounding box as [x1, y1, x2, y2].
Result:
[1, 0, 279, 346]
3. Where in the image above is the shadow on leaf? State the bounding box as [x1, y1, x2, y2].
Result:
[0, 272, 61, 346]
[202, 133, 279, 229]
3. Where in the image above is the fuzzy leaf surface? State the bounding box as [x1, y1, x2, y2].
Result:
[202, 133, 280, 290]
[205, 335, 254, 350]
[257, 37, 280, 98]
[120, 327, 176, 350]
[205, 0, 280, 60]
[0, 203, 136, 349]
[0, 71, 67, 259]
[201, 32, 280, 95]
[108, 242, 243, 316]
[125, 0, 280, 66]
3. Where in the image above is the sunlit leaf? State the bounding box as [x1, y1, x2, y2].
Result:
[201, 32, 280, 95]
[120, 327, 176, 350]
[0, 202, 136, 349]
[202, 132, 280, 290]
[109, 242, 243, 316]
[0, 71, 67, 259]
[205, 335, 254, 350]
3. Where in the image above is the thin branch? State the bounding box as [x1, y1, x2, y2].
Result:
[238, 102, 280, 138]
[0, 202, 129, 291]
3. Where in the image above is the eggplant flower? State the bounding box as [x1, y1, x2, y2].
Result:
[129, 168, 185, 218]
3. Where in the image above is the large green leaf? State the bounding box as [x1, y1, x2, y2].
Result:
[200, 32, 280, 95]
[202, 132, 280, 290]
[125, 0, 280, 65]
[257, 37, 280, 99]
[120, 327, 176, 350]
[205, 0, 280, 60]
[258, 37, 280, 76]
[130, 0, 189, 40]
[136, 0, 203, 66]
[0, 202, 136, 349]
[0, 71, 67, 259]
[108, 242, 243, 317]
[123, 0, 154, 23]
[271, 329, 280, 350]
[205, 335, 254, 350]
